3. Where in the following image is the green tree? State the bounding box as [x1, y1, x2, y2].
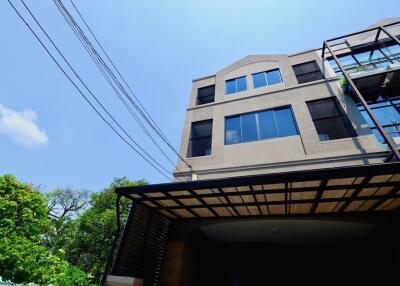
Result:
[0, 174, 48, 240]
[0, 174, 93, 285]
[66, 177, 147, 281]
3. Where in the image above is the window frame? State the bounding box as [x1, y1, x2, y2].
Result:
[196, 85, 215, 106]
[307, 97, 357, 142]
[187, 119, 213, 158]
[225, 76, 248, 95]
[224, 105, 299, 145]
[251, 68, 283, 89]
[292, 61, 324, 84]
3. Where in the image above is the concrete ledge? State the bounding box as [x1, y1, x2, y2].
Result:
[106, 275, 144, 286]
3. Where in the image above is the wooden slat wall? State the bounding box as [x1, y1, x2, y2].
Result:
[112, 203, 170, 286]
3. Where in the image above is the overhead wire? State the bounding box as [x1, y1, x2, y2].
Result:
[54, 0, 192, 171]
[8, 0, 174, 181]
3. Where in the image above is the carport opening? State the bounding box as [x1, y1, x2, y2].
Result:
[161, 219, 400, 285]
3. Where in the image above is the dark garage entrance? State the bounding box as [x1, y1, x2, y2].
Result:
[163, 218, 400, 286]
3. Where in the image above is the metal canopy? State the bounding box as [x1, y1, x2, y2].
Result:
[116, 163, 400, 219]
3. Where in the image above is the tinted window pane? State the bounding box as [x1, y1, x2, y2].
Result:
[266, 69, 282, 85]
[360, 110, 374, 126]
[224, 106, 299, 145]
[314, 117, 355, 141]
[258, 110, 277, 139]
[236, 76, 247, 92]
[308, 99, 342, 120]
[328, 59, 339, 71]
[189, 138, 211, 157]
[197, 85, 215, 105]
[225, 116, 241, 145]
[308, 98, 356, 141]
[296, 72, 324, 84]
[241, 113, 258, 142]
[252, 72, 267, 88]
[274, 108, 298, 137]
[188, 120, 212, 157]
[382, 44, 400, 62]
[293, 61, 324, 84]
[226, 79, 236, 94]
[338, 55, 358, 69]
[191, 120, 212, 138]
[372, 106, 400, 126]
[354, 50, 386, 65]
[293, 61, 319, 75]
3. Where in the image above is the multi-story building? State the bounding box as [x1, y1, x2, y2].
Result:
[103, 18, 400, 286]
[174, 17, 400, 181]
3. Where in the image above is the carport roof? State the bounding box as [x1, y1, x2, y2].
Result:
[116, 163, 400, 219]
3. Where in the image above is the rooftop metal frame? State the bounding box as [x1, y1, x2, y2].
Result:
[321, 21, 400, 161]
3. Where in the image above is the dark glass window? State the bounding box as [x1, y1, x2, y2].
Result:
[225, 76, 247, 94]
[292, 61, 324, 84]
[225, 106, 298, 145]
[252, 69, 282, 88]
[196, 85, 215, 105]
[357, 95, 400, 144]
[307, 98, 356, 141]
[187, 120, 212, 157]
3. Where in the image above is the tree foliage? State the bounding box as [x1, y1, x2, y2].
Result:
[0, 174, 48, 240]
[51, 177, 147, 281]
[0, 174, 93, 285]
[0, 174, 147, 285]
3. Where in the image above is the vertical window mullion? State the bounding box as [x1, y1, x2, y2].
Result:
[271, 110, 279, 137]
[235, 78, 238, 93]
[255, 112, 261, 140]
[239, 115, 243, 143]
[264, 72, 268, 86]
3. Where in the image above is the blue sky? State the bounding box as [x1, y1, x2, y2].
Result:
[0, 0, 398, 192]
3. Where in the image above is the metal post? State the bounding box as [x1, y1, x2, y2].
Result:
[374, 27, 382, 42]
[100, 194, 122, 286]
[324, 40, 400, 161]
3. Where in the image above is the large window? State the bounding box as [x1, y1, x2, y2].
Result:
[226, 76, 247, 94]
[307, 98, 357, 141]
[197, 85, 215, 105]
[328, 43, 400, 76]
[292, 61, 324, 84]
[225, 106, 298, 145]
[356, 94, 400, 144]
[252, 69, 282, 88]
[187, 120, 213, 157]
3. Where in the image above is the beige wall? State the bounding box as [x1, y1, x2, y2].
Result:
[174, 50, 387, 181]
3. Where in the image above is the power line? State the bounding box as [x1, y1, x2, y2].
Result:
[17, 0, 173, 180]
[54, 0, 180, 173]
[60, 0, 193, 170]
[8, 0, 173, 181]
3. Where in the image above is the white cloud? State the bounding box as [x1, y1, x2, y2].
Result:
[0, 104, 48, 148]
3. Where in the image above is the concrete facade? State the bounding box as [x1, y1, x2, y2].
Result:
[173, 18, 400, 181]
